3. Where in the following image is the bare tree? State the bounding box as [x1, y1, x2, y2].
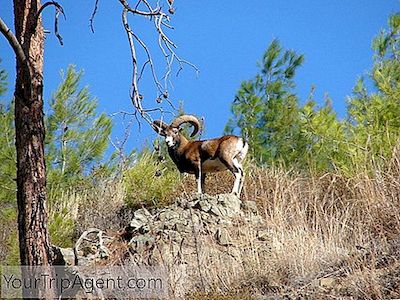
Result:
[113, 0, 198, 124]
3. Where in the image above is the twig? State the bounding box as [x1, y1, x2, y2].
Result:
[75, 228, 102, 254]
[0, 17, 31, 81]
[37, 1, 66, 46]
[89, 0, 100, 33]
[119, 0, 161, 17]
[116, 0, 199, 128]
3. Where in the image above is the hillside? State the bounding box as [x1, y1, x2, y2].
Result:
[52, 160, 400, 299]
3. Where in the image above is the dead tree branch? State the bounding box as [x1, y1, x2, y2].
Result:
[0, 17, 33, 93]
[116, 0, 199, 126]
[89, 0, 100, 33]
[37, 1, 66, 45]
[0, 17, 30, 74]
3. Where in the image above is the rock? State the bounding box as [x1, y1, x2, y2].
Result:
[53, 247, 76, 266]
[188, 212, 201, 227]
[134, 207, 152, 220]
[77, 255, 94, 267]
[200, 211, 211, 222]
[320, 277, 336, 289]
[217, 218, 232, 227]
[158, 209, 180, 222]
[129, 208, 152, 233]
[216, 227, 231, 246]
[210, 205, 222, 217]
[217, 194, 241, 216]
[130, 235, 155, 253]
[195, 199, 212, 212]
[241, 200, 258, 214]
[162, 230, 183, 244]
[73, 193, 269, 298]
[257, 229, 271, 241]
[174, 222, 190, 233]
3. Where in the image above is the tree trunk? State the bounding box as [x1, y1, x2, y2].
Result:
[13, 1, 55, 297]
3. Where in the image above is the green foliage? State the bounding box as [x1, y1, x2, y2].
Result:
[0, 65, 18, 266]
[123, 149, 180, 208]
[299, 98, 346, 172]
[44, 65, 113, 246]
[48, 209, 76, 248]
[0, 64, 14, 205]
[0, 59, 7, 97]
[346, 12, 400, 172]
[226, 39, 306, 167]
[0, 207, 19, 265]
[0, 101, 16, 205]
[46, 65, 113, 189]
[227, 13, 400, 174]
[0, 64, 114, 261]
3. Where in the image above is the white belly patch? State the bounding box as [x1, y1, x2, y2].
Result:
[202, 158, 227, 172]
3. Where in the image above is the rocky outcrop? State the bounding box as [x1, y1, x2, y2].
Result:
[122, 194, 267, 297]
[54, 194, 269, 297]
[125, 194, 262, 247]
[57, 194, 270, 298]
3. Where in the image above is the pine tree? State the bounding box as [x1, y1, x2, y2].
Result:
[347, 13, 400, 171]
[0, 59, 7, 96]
[0, 64, 19, 266]
[0, 101, 16, 205]
[299, 96, 346, 172]
[46, 65, 112, 188]
[0, 62, 14, 204]
[226, 39, 305, 167]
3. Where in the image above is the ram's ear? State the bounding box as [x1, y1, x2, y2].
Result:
[152, 120, 168, 136]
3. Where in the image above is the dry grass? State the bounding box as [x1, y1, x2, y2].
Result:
[4, 155, 399, 298]
[176, 158, 400, 298]
[3, 149, 399, 298]
[47, 179, 128, 247]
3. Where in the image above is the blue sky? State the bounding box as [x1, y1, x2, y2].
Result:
[0, 1, 398, 153]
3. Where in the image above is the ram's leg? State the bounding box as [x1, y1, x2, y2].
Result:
[235, 161, 245, 195]
[220, 156, 241, 195]
[234, 139, 248, 195]
[232, 166, 242, 195]
[238, 170, 245, 195]
[201, 172, 206, 194]
[194, 164, 203, 194]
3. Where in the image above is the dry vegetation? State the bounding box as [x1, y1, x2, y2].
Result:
[148, 152, 400, 298]
[2, 151, 400, 299]
[180, 157, 400, 299]
[50, 151, 399, 298]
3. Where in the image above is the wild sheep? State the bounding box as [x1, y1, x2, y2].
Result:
[152, 115, 249, 195]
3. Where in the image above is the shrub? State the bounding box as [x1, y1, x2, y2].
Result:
[123, 149, 180, 208]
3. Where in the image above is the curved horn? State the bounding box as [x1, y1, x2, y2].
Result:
[152, 120, 168, 136]
[170, 115, 200, 137]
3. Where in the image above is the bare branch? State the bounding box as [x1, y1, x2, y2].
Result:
[37, 1, 66, 46]
[115, 0, 199, 127]
[0, 17, 32, 92]
[130, 30, 164, 93]
[54, 7, 64, 45]
[0, 17, 28, 69]
[155, 13, 176, 48]
[121, 8, 144, 120]
[119, 0, 161, 17]
[138, 60, 150, 81]
[39, 1, 64, 15]
[89, 0, 100, 33]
